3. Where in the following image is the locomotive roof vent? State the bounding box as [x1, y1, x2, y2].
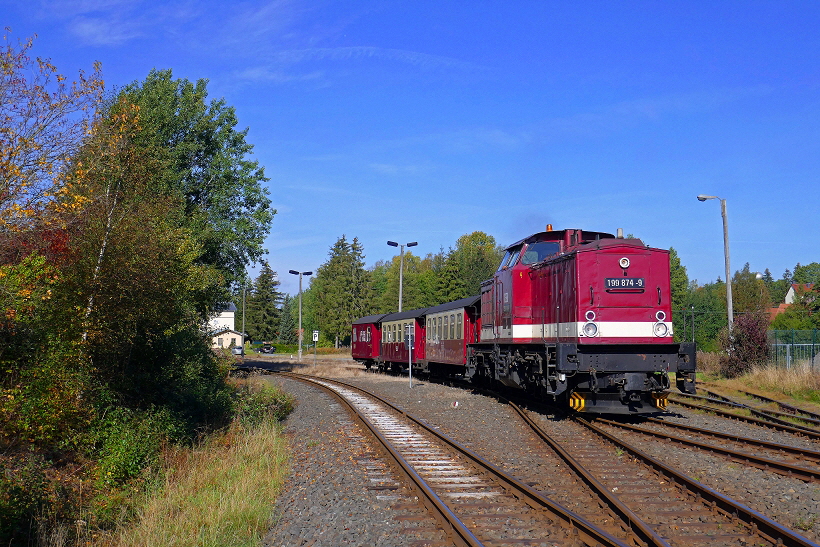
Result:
[617, 228, 624, 238]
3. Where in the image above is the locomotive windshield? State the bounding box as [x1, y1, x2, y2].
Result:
[497, 246, 522, 270]
[521, 242, 560, 265]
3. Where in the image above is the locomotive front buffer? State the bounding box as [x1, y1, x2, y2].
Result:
[559, 341, 697, 414]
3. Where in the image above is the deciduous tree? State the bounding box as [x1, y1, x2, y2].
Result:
[113, 69, 273, 291]
[0, 31, 103, 230]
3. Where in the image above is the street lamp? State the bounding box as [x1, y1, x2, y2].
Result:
[387, 240, 418, 312]
[697, 194, 733, 331]
[288, 269, 313, 360]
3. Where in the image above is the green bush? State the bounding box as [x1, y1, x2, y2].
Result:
[94, 407, 181, 488]
[0, 455, 47, 542]
[233, 383, 294, 427]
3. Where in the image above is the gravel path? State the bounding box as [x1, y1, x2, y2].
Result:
[260, 360, 820, 544]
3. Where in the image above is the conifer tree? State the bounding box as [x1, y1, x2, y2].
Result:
[246, 261, 282, 342]
[278, 294, 297, 344]
[313, 235, 372, 346]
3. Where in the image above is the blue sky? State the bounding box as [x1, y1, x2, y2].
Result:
[4, 1, 819, 296]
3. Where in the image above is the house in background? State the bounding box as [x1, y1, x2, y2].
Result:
[770, 283, 815, 321]
[785, 283, 815, 304]
[207, 302, 245, 350]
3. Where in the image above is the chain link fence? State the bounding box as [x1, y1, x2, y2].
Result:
[769, 330, 819, 369]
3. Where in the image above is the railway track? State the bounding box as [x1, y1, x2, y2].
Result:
[508, 405, 818, 547]
[590, 416, 820, 482]
[276, 369, 820, 547]
[280, 371, 634, 547]
[698, 384, 820, 427]
[669, 392, 820, 439]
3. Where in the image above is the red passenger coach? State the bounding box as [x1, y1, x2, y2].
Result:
[351, 314, 387, 369]
[378, 308, 428, 373]
[420, 296, 480, 377]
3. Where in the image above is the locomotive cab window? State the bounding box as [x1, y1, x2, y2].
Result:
[497, 250, 513, 270]
[508, 246, 523, 267]
[521, 242, 560, 265]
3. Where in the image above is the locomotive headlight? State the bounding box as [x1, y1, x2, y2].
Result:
[655, 311, 666, 321]
[619, 257, 630, 269]
[583, 322, 598, 337]
[653, 322, 669, 337]
[585, 310, 596, 321]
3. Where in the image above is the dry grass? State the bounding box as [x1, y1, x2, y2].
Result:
[731, 363, 820, 406]
[293, 358, 367, 379]
[696, 351, 722, 380]
[93, 382, 290, 547]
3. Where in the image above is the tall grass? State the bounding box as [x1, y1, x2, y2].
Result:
[95, 378, 291, 547]
[734, 363, 820, 404]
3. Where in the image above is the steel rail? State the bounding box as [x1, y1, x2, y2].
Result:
[593, 417, 820, 482]
[507, 402, 671, 547]
[575, 416, 819, 547]
[670, 393, 820, 436]
[669, 396, 820, 440]
[284, 372, 484, 547]
[644, 416, 820, 461]
[701, 389, 820, 428]
[700, 383, 820, 422]
[281, 372, 633, 547]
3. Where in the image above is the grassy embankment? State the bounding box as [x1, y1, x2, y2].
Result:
[93, 375, 293, 547]
[697, 350, 820, 407]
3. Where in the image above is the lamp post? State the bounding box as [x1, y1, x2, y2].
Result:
[387, 240, 418, 312]
[697, 194, 733, 331]
[288, 269, 313, 360]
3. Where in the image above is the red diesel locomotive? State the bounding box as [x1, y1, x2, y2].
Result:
[352, 227, 696, 414]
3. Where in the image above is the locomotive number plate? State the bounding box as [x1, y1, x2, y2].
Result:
[605, 277, 645, 289]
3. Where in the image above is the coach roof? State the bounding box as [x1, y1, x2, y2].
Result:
[381, 307, 430, 322]
[352, 314, 389, 325]
[424, 295, 480, 315]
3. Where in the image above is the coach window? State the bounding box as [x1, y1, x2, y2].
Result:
[366, 327, 371, 342]
[437, 316, 442, 340]
[449, 314, 455, 339]
[457, 314, 463, 339]
[353, 329, 357, 343]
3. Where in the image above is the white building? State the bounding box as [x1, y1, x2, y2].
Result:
[207, 303, 244, 349]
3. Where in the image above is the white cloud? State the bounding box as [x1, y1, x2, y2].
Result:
[68, 15, 143, 45]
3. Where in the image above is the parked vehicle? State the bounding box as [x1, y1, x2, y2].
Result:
[258, 344, 276, 354]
